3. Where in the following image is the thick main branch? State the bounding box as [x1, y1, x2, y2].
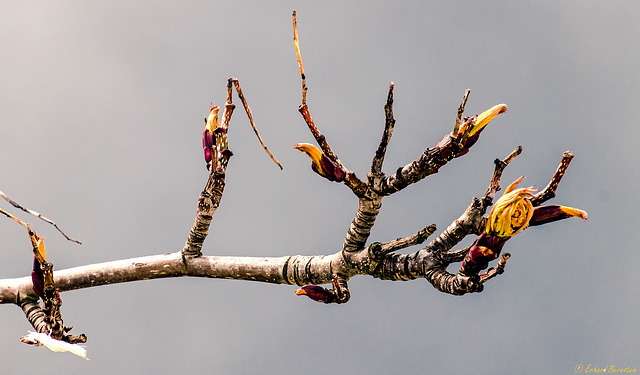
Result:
[0, 251, 345, 305]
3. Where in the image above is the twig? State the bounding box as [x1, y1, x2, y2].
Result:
[479, 253, 511, 283]
[0, 190, 81, 244]
[530, 151, 574, 206]
[369, 223, 436, 259]
[292, 11, 307, 106]
[182, 83, 236, 258]
[371, 82, 396, 175]
[230, 78, 283, 169]
[0, 207, 29, 228]
[452, 89, 470, 138]
[483, 145, 523, 204]
[291, 11, 365, 195]
[292, 12, 338, 164]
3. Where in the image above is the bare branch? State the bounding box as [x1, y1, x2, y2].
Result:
[291, 11, 366, 196]
[483, 145, 523, 204]
[371, 82, 396, 175]
[479, 252, 511, 284]
[530, 151, 574, 206]
[0, 190, 81, 244]
[292, 10, 307, 106]
[182, 83, 236, 258]
[368, 223, 436, 260]
[452, 89, 470, 138]
[230, 78, 283, 169]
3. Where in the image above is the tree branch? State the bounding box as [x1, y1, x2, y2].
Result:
[182, 81, 236, 258]
[371, 82, 396, 175]
[530, 151, 574, 206]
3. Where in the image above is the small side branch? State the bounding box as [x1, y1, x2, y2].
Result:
[368, 224, 436, 260]
[451, 89, 470, 138]
[19, 296, 86, 344]
[292, 11, 339, 167]
[292, 11, 365, 195]
[377, 101, 507, 196]
[530, 151, 574, 206]
[292, 10, 307, 106]
[182, 84, 236, 258]
[230, 79, 282, 169]
[0, 190, 81, 244]
[483, 145, 523, 204]
[371, 82, 396, 175]
[479, 252, 511, 284]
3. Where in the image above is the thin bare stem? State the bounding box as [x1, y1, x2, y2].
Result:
[0, 190, 81, 244]
[479, 253, 511, 283]
[369, 223, 436, 259]
[292, 11, 307, 106]
[0, 207, 29, 228]
[230, 79, 283, 169]
[371, 82, 396, 175]
[291, 11, 365, 195]
[452, 89, 470, 137]
[182, 82, 236, 258]
[483, 145, 523, 204]
[530, 151, 574, 206]
[292, 12, 338, 165]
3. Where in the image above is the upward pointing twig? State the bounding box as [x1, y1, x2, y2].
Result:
[483, 145, 523, 203]
[292, 10, 307, 106]
[0, 190, 81, 244]
[0, 207, 29, 228]
[371, 82, 396, 175]
[291, 11, 366, 196]
[530, 151, 574, 206]
[292, 10, 334, 160]
[452, 89, 471, 138]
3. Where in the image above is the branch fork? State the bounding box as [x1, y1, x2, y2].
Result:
[0, 12, 590, 359]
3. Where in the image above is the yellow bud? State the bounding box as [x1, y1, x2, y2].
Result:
[560, 206, 588, 220]
[486, 180, 536, 238]
[294, 143, 326, 177]
[36, 238, 46, 261]
[460, 103, 508, 137]
[205, 105, 220, 134]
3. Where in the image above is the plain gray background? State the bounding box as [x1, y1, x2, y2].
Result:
[1, 1, 638, 374]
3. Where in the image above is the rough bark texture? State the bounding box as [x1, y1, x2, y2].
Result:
[0, 12, 587, 347]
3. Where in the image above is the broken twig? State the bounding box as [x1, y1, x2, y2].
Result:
[0, 190, 81, 244]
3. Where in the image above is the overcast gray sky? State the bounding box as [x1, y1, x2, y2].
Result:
[1, 1, 638, 374]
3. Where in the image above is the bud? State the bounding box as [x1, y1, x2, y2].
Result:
[294, 143, 346, 182]
[530, 205, 588, 226]
[486, 177, 536, 239]
[459, 103, 508, 137]
[295, 284, 336, 303]
[202, 106, 220, 169]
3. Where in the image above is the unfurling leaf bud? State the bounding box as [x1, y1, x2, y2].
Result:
[486, 178, 536, 239]
[442, 103, 508, 158]
[459, 103, 508, 138]
[460, 232, 507, 276]
[294, 143, 346, 182]
[529, 205, 588, 226]
[202, 105, 220, 170]
[295, 284, 336, 303]
[461, 176, 588, 276]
